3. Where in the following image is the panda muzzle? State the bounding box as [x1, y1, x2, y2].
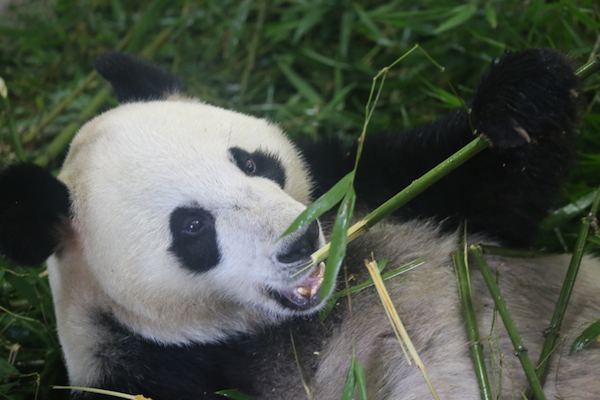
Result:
[273, 262, 325, 311]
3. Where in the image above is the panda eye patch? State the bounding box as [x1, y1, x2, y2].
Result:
[229, 147, 286, 189]
[169, 207, 220, 273]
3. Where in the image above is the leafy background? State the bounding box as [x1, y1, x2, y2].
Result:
[0, 0, 599, 398]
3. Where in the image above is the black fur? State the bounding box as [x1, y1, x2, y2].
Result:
[94, 52, 184, 103]
[76, 312, 331, 400]
[0, 49, 581, 399]
[299, 49, 578, 247]
[169, 207, 221, 273]
[75, 313, 256, 400]
[277, 220, 320, 264]
[0, 163, 70, 265]
[230, 147, 287, 189]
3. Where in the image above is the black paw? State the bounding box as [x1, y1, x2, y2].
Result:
[471, 49, 578, 148]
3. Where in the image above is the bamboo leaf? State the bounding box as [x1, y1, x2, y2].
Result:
[540, 190, 597, 230]
[570, 319, 600, 355]
[352, 3, 393, 46]
[432, 4, 477, 35]
[341, 357, 357, 400]
[0, 358, 19, 376]
[484, 3, 497, 29]
[377, 258, 388, 273]
[293, 3, 328, 43]
[275, 58, 323, 105]
[319, 187, 356, 301]
[354, 359, 368, 400]
[319, 258, 423, 320]
[281, 172, 354, 237]
[421, 79, 463, 108]
[4, 272, 43, 312]
[319, 84, 357, 117]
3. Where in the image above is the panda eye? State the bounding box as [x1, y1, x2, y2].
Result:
[169, 207, 220, 273]
[244, 158, 256, 174]
[229, 147, 286, 189]
[183, 219, 204, 236]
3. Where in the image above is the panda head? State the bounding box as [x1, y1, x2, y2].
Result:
[0, 53, 327, 344]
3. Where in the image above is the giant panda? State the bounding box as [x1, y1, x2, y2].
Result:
[0, 48, 599, 399]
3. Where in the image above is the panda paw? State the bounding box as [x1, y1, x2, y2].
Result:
[471, 48, 579, 148]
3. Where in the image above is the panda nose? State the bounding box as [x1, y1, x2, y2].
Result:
[277, 221, 320, 264]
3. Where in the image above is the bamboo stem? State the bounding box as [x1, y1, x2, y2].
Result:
[575, 58, 600, 81]
[311, 136, 491, 265]
[453, 227, 492, 400]
[364, 136, 490, 229]
[470, 245, 546, 400]
[480, 246, 544, 258]
[531, 187, 600, 395]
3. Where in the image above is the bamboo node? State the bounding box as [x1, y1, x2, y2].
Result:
[514, 347, 528, 356]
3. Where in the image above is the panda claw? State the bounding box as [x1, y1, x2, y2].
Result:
[514, 126, 531, 143]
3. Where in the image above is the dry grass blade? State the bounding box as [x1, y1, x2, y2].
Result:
[364, 258, 439, 400]
[53, 386, 151, 399]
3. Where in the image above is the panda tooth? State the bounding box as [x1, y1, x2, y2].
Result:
[310, 282, 322, 297]
[308, 262, 326, 279]
[318, 262, 326, 277]
[296, 286, 311, 298]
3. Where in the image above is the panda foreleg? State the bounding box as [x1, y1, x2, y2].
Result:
[301, 49, 578, 247]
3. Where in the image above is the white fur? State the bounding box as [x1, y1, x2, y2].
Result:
[52, 99, 323, 384]
[288, 221, 600, 399]
[48, 96, 600, 397]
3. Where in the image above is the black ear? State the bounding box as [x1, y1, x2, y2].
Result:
[0, 163, 71, 266]
[94, 51, 184, 103]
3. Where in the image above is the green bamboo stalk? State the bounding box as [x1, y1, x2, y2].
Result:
[480, 246, 544, 258]
[453, 227, 492, 400]
[365, 137, 491, 228]
[531, 187, 600, 394]
[311, 136, 491, 265]
[470, 245, 546, 400]
[575, 58, 600, 81]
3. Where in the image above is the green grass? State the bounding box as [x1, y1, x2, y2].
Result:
[0, 0, 599, 399]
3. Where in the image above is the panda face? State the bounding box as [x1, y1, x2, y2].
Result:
[55, 98, 327, 344]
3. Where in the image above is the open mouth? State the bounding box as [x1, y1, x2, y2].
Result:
[270, 262, 326, 311]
